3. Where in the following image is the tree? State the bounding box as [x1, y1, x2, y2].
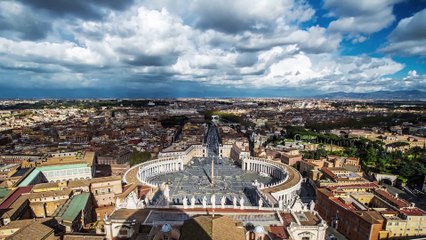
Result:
[129, 151, 151, 166]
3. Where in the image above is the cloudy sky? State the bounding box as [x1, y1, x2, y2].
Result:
[0, 0, 425, 98]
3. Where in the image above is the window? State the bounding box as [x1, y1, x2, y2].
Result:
[119, 229, 128, 236]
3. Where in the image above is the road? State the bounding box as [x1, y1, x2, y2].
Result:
[205, 124, 220, 156]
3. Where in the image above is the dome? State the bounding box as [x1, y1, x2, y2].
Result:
[254, 225, 265, 234]
[161, 223, 172, 233]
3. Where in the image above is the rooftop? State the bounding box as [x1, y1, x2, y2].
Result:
[180, 215, 246, 240]
[374, 189, 409, 209]
[328, 182, 378, 191]
[67, 179, 91, 188]
[399, 207, 426, 216]
[268, 225, 289, 240]
[262, 162, 302, 195]
[32, 182, 62, 191]
[63, 233, 106, 240]
[0, 186, 32, 210]
[17, 168, 41, 187]
[354, 210, 384, 224]
[109, 208, 151, 222]
[37, 163, 89, 172]
[1, 219, 55, 240]
[88, 175, 121, 184]
[55, 192, 90, 222]
[0, 188, 10, 199]
[28, 189, 72, 200]
[295, 211, 322, 226]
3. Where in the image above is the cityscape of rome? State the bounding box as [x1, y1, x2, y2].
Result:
[0, 1, 426, 240]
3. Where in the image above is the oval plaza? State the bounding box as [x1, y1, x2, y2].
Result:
[124, 143, 302, 209]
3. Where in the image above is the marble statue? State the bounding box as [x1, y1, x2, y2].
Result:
[221, 196, 226, 209]
[127, 191, 139, 209]
[202, 196, 207, 208]
[116, 191, 145, 210]
[183, 196, 188, 209]
[191, 196, 196, 208]
[253, 179, 258, 186]
[309, 200, 315, 211]
[115, 197, 121, 210]
[233, 196, 237, 209]
[137, 199, 145, 209]
[163, 184, 170, 202]
[291, 197, 304, 212]
[210, 194, 216, 209]
[258, 198, 263, 210]
[240, 197, 245, 210]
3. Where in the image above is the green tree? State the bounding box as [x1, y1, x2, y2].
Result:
[129, 151, 151, 166]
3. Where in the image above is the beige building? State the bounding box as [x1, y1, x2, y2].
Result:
[383, 214, 408, 239]
[28, 189, 73, 218]
[230, 141, 251, 164]
[280, 149, 303, 166]
[32, 182, 67, 193]
[399, 207, 426, 238]
[158, 144, 207, 164]
[382, 207, 426, 239]
[90, 176, 122, 207]
[0, 218, 58, 240]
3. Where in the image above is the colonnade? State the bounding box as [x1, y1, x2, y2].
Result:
[243, 157, 286, 180]
[124, 154, 302, 209]
[136, 157, 184, 186]
[273, 188, 298, 205]
[243, 157, 302, 206]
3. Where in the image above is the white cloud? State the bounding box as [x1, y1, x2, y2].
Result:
[0, 0, 415, 94]
[324, 0, 400, 40]
[402, 70, 426, 89]
[247, 53, 404, 92]
[143, 0, 315, 32]
[0, 37, 104, 66]
[234, 26, 342, 53]
[381, 9, 426, 56]
[408, 70, 417, 77]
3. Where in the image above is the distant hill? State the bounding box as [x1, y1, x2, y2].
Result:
[315, 90, 426, 100]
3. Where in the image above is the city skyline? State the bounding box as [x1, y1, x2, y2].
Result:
[0, 0, 425, 98]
